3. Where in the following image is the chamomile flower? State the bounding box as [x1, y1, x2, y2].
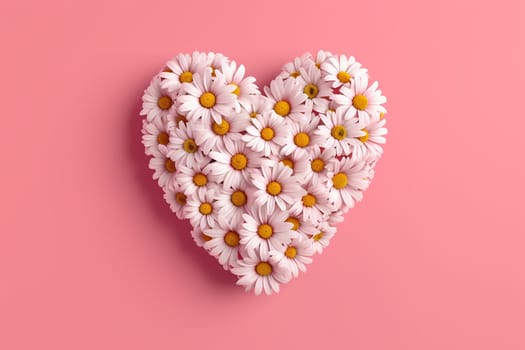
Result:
[178, 70, 238, 124]
[184, 189, 218, 231]
[215, 182, 251, 228]
[194, 113, 250, 155]
[281, 115, 319, 156]
[352, 114, 388, 161]
[162, 184, 187, 220]
[160, 52, 209, 94]
[215, 60, 260, 110]
[264, 77, 310, 122]
[232, 249, 291, 295]
[203, 220, 243, 269]
[313, 50, 334, 69]
[291, 183, 334, 223]
[142, 117, 171, 157]
[242, 112, 287, 157]
[327, 157, 372, 209]
[310, 222, 337, 254]
[140, 76, 177, 122]
[243, 95, 273, 120]
[177, 162, 220, 197]
[270, 235, 314, 278]
[191, 226, 213, 248]
[279, 53, 315, 80]
[149, 150, 178, 189]
[251, 163, 305, 214]
[271, 149, 311, 181]
[297, 65, 331, 113]
[284, 215, 317, 238]
[208, 141, 263, 189]
[332, 75, 387, 124]
[306, 146, 336, 185]
[167, 122, 207, 168]
[328, 210, 345, 226]
[205, 52, 228, 76]
[240, 206, 294, 256]
[321, 54, 367, 89]
[314, 109, 364, 156]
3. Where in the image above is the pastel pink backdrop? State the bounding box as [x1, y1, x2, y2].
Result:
[1, 0, 524, 349]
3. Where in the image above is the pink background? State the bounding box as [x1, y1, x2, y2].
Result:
[1, 0, 524, 349]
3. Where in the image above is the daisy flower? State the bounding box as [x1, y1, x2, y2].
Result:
[251, 163, 305, 214]
[321, 54, 367, 89]
[140, 76, 177, 122]
[306, 146, 336, 185]
[296, 65, 331, 113]
[184, 188, 219, 231]
[177, 161, 220, 197]
[278, 53, 315, 80]
[205, 52, 228, 76]
[326, 157, 372, 209]
[194, 113, 250, 155]
[215, 60, 260, 110]
[284, 215, 317, 239]
[313, 50, 334, 69]
[264, 77, 310, 122]
[290, 183, 334, 223]
[243, 95, 273, 120]
[271, 149, 311, 181]
[240, 206, 294, 256]
[190, 226, 213, 248]
[280, 115, 319, 156]
[332, 75, 387, 124]
[232, 249, 291, 296]
[242, 112, 287, 157]
[149, 150, 178, 189]
[208, 141, 263, 189]
[351, 114, 388, 162]
[160, 52, 209, 94]
[141, 117, 171, 157]
[203, 220, 243, 269]
[314, 109, 364, 156]
[328, 210, 345, 226]
[167, 121, 207, 168]
[270, 235, 315, 278]
[162, 184, 188, 220]
[214, 181, 252, 228]
[310, 222, 337, 254]
[178, 70, 238, 124]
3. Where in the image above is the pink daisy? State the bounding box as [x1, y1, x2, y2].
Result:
[167, 121, 207, 168]
[162, 184, 188, 220]
[184, 188, 219, 231]
[140, 76, 177, 122]
[159, 52, 209, 94]
[203, 220, 243, 270]
[314, 109, 364, 156]
[326, 157, 372, 209]
[290, 183, 334, 223]
[310, 222, 337, 254]
[242, 112, 287, 157]
[215, 60, 260, 110]
[280, 115, 319, 156]
[297, 65, 332, 113]
[352, 114, 388, 162]
[321, 54, 368, 89]
[141, 117, 171, 157]
[193, 112, 249, 155]
[264, 77, 310, 122]
[270, 235, 315, 278]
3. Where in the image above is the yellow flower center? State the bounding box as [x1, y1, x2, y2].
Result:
[332, 172, 348, 189]
[290, 71, 300, 78]
[157, 96, 173, 110]
[303, 84, 319, 99]
[337, 71, 351, 83]
[284, 246, 297, 258]
[255, 261, 272, 276]
[175, 115, 187, 124]
[286, 217, 300, 231]
[183, 139, 198, 153]
[193, 173, 208, 187]
[230, 190, 247, 207]
[199, 92, 216, 108]
[359, 129, 369, 143]
[313, 232, 323, 241]
[212, 119, 230, 136]
[157, 132, 169, 145]
[224, 231, 240, 247]
[311, 158, 325, 172]
[274, 100, 291, 117]
[380, 112, 385, 119]
[281, 158, 294, 169]
[162, 66, 172, 73]
[266, 181, 282, 196]
[175, 192, 186, 205]
[294, 132, 310, 147]
[202, 233, 212, 242]
[257, 224, 273, 239]
[352, 94, 368, 110]
[331, 125, 347, 140]
[260, 127, 275, 141]
[231, 153, 248, 170]
[199, 202, 212, 215]
[179, 71, 193, 83]
[302, 194, 317, 207]
[230, 83, 241, 96]
[249, 112, 258, 118]
[165, 159, 176, 173]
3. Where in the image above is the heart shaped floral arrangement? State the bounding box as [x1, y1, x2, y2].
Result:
[140, 51, 387, 295]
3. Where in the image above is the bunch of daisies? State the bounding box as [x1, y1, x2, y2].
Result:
[140, 51, 387, 295]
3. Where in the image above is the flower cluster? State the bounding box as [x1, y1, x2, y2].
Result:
[140, 51, 387, 295]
